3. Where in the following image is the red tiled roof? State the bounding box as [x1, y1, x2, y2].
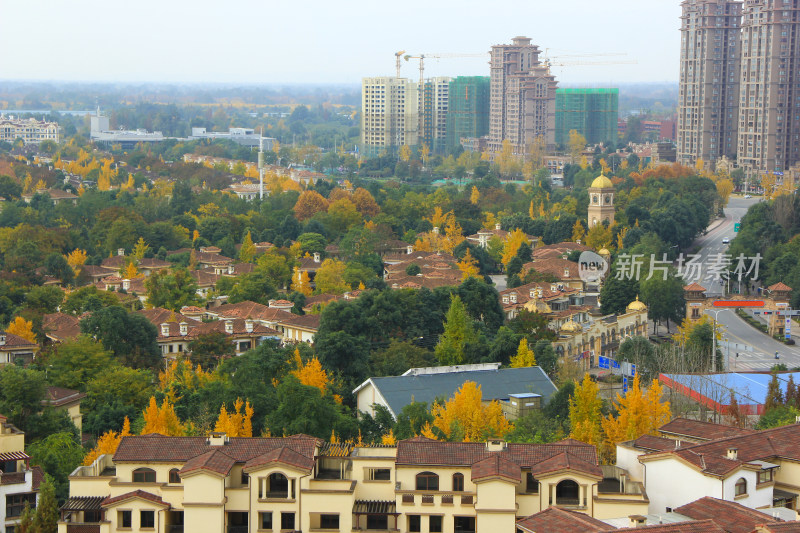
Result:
[755, 523, 800, 532]
[278, 313, 320, 331]
[522, 257, 582, 281]
[395, 440, 598, 469]
[138, 308, 196, 326]
[768, 282, 793, 292]
[615, 520, 725, 532]
[470, 454, 521, 483]
[0, 330, 38, 349]
[528, 451, 603, 479]
[675, 497, 780, 533]
[101, 490, 169, 508]
[659, 418, 756, 442]
[684, 282, 707, 292]
[188, 318, 279, 338]
[114, 435, 317, 464]
[211, 301, 294, 323]
[670, 423, 800, 467]
[669, 449, 743, 477]
[179, 449, 236, 476]
[243, 446, 315, 474]
[44, 386, 86, 407]
[516, 507, 615, 533]
[42, 312, 81, 342]
[628, 434, 681, 452]
[31, 466, 44, 491]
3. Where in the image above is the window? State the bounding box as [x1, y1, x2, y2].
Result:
[416, 471, 439, 491]
[133, 468, 156, 483]
[526, 472, 539, 493]
[260, 512, 272, 530]
[320, 514, 340, 529]
[408, 515, 421, 532]
[454, 516, 476, 533]
[267, 472, 289, 498]
[759, 469, 774, 483]
[241, 471, 250, 486]
[735, 477, 747, 496]
[367, 515, 388, 530]
[119, 510, 132, 528]
[430, 515, 443, 533]
[452, 473, 464, 492]
[366, 468, 391, 481]
[141, 510, 155, 529]
[6, 493, 36, 518]
[281, 512, 295, 530]
[169, 469, 180, 484]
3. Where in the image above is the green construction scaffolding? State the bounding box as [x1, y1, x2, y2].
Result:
[445, 76, 490, 155]
[555, 88, 619, 147]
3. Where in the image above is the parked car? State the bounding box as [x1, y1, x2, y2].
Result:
[722, 237, 730, 244]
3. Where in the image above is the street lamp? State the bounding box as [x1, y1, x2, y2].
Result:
[706, 309, 729, 372]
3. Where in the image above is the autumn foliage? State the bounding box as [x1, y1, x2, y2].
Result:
[427, 381, 512, 441]
[214, 398, 254, 437]
[141, 397, 189, 436]
[83, 417, 131, 466]
[7, 316, 36, 343]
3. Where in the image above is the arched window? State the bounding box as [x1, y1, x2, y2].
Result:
[416, 471, 439, 491]
[268, 472, 289, 498]
[556, 479, 580, 505]
[452, 473, 464, 492]
[169, 469, 180, 484]
[132, 468, 156, 483]
[735, 477, 747, 496]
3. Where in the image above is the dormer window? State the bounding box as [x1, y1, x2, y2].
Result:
[564, 269, 569, 277]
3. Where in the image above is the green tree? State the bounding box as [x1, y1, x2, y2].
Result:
[27, 432, 84, 501]
[765, 372, 785, 411]
[435, 295, 478, 365]
[640, 271, 685, 333]
[43, 335, 117, 391]
[239, 230, 257, 263]
[369, 339, 436, 377]
[25, 286, 65, 314]
[267, 375, 357, 440]
[616, 336, 657, 380]
[79, 306, 160, 368]
[393, 401, 434, 440]
[228, 271, 278, 305]
[508, 309, 556, 341]
[31, 474, 58, 533]
[145, 268, 201, 311]
[533, 340, 558, 377]
[62, 286, 119, 315]
[295, 232, 327, 255]
[256, 252, 292, 290]
[188, 331, 234, 369]
[84, 365, 155, 415]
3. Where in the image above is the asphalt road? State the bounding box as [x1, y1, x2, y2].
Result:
[692, 196, 800, 370]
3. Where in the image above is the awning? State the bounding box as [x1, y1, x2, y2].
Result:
[61, 496, 107, 512]
[353, 500, 398, 515]
[0, 451, 29, 462]
[773, 488, 798, 501]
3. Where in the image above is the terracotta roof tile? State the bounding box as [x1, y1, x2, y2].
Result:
[101, 490, 169, 508]
[516, 507, 615, 533]
[684, 282, 707, 292]
[659, 418, 756, 442]
[528, 451, 603, 479]
[114, 435, 317, 464]
[0, 331, 38, 349]
[243, 446, 315, 473]
[179, 449, 236, 476]
[42, 312, 81, 342]
[615, 520, 725, 532]
[395, 440, 598, 469]
[675, 497, 780, 533]
[768, 282, 793, 292]
[756, 523, 800, 532]
[470, 454, 521, 483]
[44, 386, 86, 407]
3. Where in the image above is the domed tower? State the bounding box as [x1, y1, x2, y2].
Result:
[588, 174, 614, 228]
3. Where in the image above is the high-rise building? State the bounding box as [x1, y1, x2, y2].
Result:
[420, 76, 451, 155]
[489, 36, 558, 154]
[737, 0, 800, 176]
[554, 88, 619, 147]
[677, 0, 742, 167]
[361, 77, 419, 158]
[445, 76, 490, 154]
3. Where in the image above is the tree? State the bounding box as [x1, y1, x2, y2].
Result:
[290, 266, 312, 297]
[131, 237, 150, 261]
[44, 335, 116, 391]
[291, 350, 333, 395]
[7, 315, 36, 342]
[601, 374, 671, 461]
[314, 259, 350, 294]
[509, 338, 536, 368]
[428, 381, 513, 441]
[27, 432, 84, 501]
[79, 306, 160, 368]
[765, 372, 784, 411]
[214, 398, 254, 437]
[399, 144, 412, 163]
[456, 249, 480, 280]
[296, 232, 327, 256]
[239, 230, 257, 263]
[294, 190, 329, 221]
[501, 229, 531, 266]
[571, 219, 586, 243]
[470, 186, 480, 205]
[62, 285, 119, 315]
[267, 375, 356, 440]
[227, 271, 278, 305]
[140, 397, 187, 436]
[188, 331, 235, 368]
[369, 339, 436, 377]
[145, 268, 201, 311]
[569, 374, 603, 446]
[435, 295, 478, 365]
[44, 252, 74, 284]
[66, 248, 88, 276]
[568, 130, 587, 163]
[25, 285, 64, 314]
[83, 417, 131, 466]
[353, 188, 380, 217]
[640, 271, 685, 333]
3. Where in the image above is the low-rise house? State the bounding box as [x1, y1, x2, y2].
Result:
[44, 386, 86, 433]
[22, 188, 78, 205]
[353, 363, 557, 420]
[499, 281, 584, 320]
[189, 269, 220, 298]
[206, 301, 318, 344]
[522, 256, 585, 292]
[188, 318, 281, 355]
[59, 433, 648, 533]
[466, 223, 539, 249]
[0, 331, 38, 366]
[42, 312, 81, 344]
[0, 415, 44, 532]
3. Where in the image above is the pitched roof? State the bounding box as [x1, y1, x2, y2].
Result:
[188, 318, 280, 338]
[626, 434, 681, 452]
[768, 282, 793, 292]
[278, 313, 320, 331]
[396, 439, 597, 469]
[44, 386, 86, 407]
[114, 434, 317, 464]
[522, 257, 582, 281]
[471, 454, 522, 483]
[666, 448, 744, 477]
[755, 523, 800, 532]
[179, 449, 237, 476]
[528, 451, 603, 479]
[516, 507, 616, 533]
[138, 308, 197, 326]
[0, 331, 38, 349]
[675, 497, 780, 533]
[42, 312, 81, 342]
[684, 282, 707, 292]
[659, 418, 756, 442]
[357, 366, 556, 418]
[101, 490, 169, 508]
[210, 301, 294, 322]
[615, 520, 725, 532]
[243, 446, 315, 473]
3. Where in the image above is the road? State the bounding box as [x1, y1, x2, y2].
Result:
[693, 196, 800, 370]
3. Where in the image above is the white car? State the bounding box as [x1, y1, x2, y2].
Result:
[722, 237, 730, 244]
[744, 194, 752, 199]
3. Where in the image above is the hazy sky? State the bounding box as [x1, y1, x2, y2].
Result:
[1, 0, 681, 85]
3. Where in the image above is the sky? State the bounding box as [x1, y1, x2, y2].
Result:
[0, 0, 681, 86]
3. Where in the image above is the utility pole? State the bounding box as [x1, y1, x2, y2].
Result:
[707, 309, 728, 372]
[258, 129, 265, 200]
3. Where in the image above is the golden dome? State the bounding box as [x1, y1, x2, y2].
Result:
[598, 247, 611, 256]
[590, 174, 614, 189]
[561, 319, 581, 333]
[627, 295, 647, 312]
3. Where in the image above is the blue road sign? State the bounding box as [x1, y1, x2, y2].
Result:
[623, 376, 628, 394]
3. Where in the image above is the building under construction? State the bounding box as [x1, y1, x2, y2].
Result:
[445, 76, 490, 154]
[554, 88, 619, 147]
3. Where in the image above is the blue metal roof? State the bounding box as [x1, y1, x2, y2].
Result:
[663, 372, 800, 406]
[365, 366, 557, 417]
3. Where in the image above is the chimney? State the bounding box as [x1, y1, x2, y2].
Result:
[160, 323, 170, 336]
[432, 226, 440, 235]
[629, 515, 647, 528]
[727, 447, 738, 460]
[485, 440, 507, 452]
[224, 320, 234, 334]
[407, 245, 414, 255]
[207, 432, 229, 446]
[245, 320, 254, 333]
[313, 252, 320, 263]
[0, 334, 6, 346]
[117, 248, 125, 256]
[179, 322, 188, 336]
[795, 415, 800, 424]
[495, 223, 502, 231]
[122, 279, 130, 291]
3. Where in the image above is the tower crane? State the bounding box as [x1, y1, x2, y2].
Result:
[394, 51, 406, 78]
